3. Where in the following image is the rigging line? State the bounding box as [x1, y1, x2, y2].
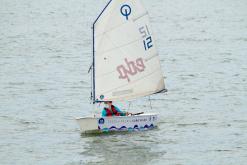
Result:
[128, 101, 132, 111]
[88, 63, 93, 73]
[93, 0, 113, 25]
[148, 96, 153, 110]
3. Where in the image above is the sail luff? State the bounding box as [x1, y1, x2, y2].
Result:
[92, 0, 114, 103]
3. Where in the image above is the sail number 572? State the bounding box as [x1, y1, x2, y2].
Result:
[139, 25, 153, 51]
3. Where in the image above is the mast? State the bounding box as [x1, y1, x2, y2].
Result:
[92, 0, 113, 104]
[92, 24, 95, 104]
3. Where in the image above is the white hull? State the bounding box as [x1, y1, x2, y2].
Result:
[75, 113, 158, 133]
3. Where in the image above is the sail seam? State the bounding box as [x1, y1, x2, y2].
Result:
[132, 12, 148, 22]
[100, 67, 163, 95]
[97, 38, 141, 56]
[96, 55, 160, 79]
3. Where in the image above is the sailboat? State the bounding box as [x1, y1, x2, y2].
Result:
[76, 0, 166, 133]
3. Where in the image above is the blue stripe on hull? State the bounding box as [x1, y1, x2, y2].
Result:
[99, 124, 156, 132]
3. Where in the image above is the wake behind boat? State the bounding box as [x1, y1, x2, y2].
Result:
[76, 0, 167, 133]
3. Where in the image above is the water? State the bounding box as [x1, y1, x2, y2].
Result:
[1, 0, 247, 164]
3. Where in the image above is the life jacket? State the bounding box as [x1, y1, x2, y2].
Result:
[104, 105, 120, 116]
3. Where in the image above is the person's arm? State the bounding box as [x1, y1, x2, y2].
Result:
[101, 109, 107, 117]
[114, 106, 128, 116]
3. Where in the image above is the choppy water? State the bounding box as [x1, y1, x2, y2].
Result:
[1, 0, 247, 164]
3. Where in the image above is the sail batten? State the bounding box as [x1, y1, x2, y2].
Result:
[93, 0, 165, 102]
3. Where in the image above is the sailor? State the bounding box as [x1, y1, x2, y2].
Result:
[102, 101, 130, 117]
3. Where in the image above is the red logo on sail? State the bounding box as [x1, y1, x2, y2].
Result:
[117, 58, 145, 82]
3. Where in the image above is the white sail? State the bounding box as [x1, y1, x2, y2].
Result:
[93, 0, 165, 102]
